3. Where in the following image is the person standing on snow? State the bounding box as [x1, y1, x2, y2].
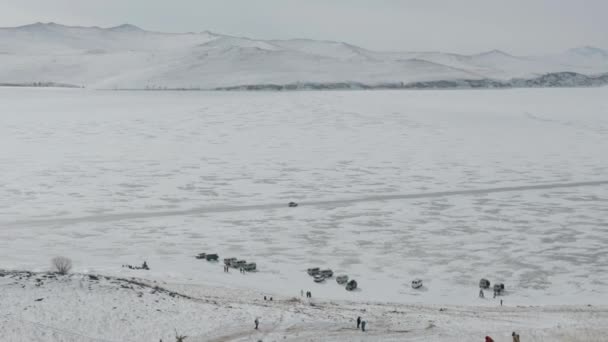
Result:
[357, 316, 361, 329]
[254, 318, 259, 330]
[479, 289, 485, 298]
[512, 331, 520, 342]
[361, 320, 366, 332]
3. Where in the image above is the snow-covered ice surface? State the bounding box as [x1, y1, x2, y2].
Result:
[1, 87, 608, 340]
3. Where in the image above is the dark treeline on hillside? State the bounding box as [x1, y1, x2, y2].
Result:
[213, 72, 608, 91]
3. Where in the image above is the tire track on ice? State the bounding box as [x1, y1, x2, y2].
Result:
[4, 179, 608, 227]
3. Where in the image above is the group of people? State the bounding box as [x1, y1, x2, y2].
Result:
[356, 316, 367, 332]
[222, 265, 249, 274]
[252, 314, 368, 332]
[249, 289, 524, 339]
[485, 331, 520, 342]
[122, 261, 149, 270]
[479, 290, 504, 306]
[480, 289, 501, 298]
[301, 290, 312, 298]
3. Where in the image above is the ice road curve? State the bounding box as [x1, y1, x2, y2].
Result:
[4, 180, 608, 227]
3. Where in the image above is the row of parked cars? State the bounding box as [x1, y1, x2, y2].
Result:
[479, 278, 506, 295]
[195, 253, 218, 261]
[307, 267, 358, 291]
[224, 257, 257, 272]
[195, 253, 257, 272]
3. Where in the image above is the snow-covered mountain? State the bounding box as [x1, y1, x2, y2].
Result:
[0, 22, 607, 89]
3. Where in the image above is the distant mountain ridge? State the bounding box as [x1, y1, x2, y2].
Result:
[0, 22, 607, 90]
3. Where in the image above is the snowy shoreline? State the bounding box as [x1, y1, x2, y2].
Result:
[2, 71, 608, 91]
[1, 269, 607, 342]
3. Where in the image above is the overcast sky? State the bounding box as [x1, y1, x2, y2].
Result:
[1, 0, 606, 54]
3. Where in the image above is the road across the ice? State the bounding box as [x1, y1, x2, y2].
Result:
[4, 179, 608, 227]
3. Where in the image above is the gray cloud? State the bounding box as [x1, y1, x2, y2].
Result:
[1, 0, 606, 54]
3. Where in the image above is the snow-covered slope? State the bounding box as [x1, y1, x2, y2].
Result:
[0, 22, 607, 89]
[2, 271, 607, 342]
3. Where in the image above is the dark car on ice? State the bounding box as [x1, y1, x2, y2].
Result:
[346, 280, 358, 291]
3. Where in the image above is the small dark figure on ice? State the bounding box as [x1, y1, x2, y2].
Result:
[361, 320, 366, 332]
[479, 289, 485, 298]
[254, 318, 259, 330]
[356, 316, 361, 329]
[122, 261, 150, 270]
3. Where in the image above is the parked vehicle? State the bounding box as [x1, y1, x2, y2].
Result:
[242, 263, 257, 272]
[307, 267, 320, 276]
[230, 259, 247, 268]
[479, 278, 491, 289]
[195, 253, 206, 259]
[313, 274, 325, 283]
[205, 254, 219, 261]
[346, 280, 358, 291]
[411, 279, 423, 289]
[224, 257, 237, 265]
[336, 275, 349, 284]
[493, 283, 505, 294]
[320, 269, 333, 278]
[288, 202, 298, 207]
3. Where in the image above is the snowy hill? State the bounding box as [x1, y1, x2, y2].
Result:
[2, 270, 607, 341]
[0, 22, 607, 89]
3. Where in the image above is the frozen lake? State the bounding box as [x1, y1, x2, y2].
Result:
[1, 87, 607, 305]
